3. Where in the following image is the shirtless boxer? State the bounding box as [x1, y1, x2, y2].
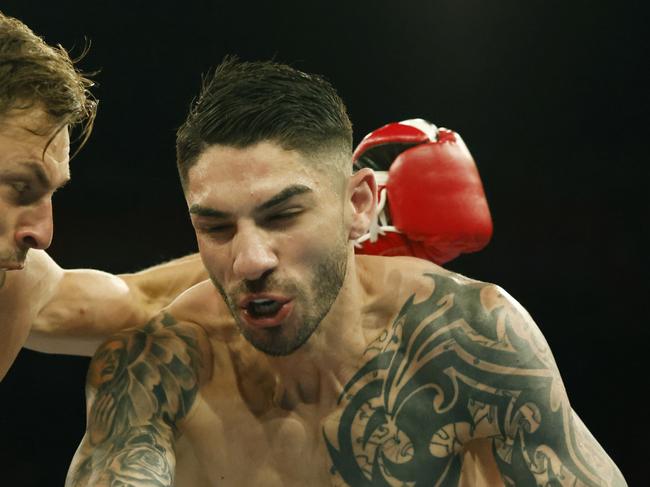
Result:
[0, 12, 207, 379]
[67, 59, 627, 486]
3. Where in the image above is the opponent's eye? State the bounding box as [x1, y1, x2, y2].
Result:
[11, 181, 30, 194]
[8, 180, 40, 204]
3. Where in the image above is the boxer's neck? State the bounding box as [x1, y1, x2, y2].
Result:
[267, 252, 372, 409]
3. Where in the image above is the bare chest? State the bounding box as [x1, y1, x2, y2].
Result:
[176, 395, 336, 487]
[176, 273, 510, 486]
[176, 389, 501, 487]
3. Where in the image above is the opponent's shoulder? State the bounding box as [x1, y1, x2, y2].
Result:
[0, 250, 62, 305]
[0, 251, 62, 352]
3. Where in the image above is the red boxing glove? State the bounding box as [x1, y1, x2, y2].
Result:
[353, 119, 493, 264]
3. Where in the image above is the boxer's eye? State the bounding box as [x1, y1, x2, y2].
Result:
[271, 210, 300, 219]
[208, 224, 227, 231]
[207, 224, 234, 234]
[266, 209, 302, 225]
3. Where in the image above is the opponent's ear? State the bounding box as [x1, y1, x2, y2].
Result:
[346, 167, 377, 240]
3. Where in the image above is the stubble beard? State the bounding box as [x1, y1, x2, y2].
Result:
[0, 247, 27, 270]
[210, 241, 349, 356]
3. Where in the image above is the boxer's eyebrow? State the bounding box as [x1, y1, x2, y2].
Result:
[256, 184, 312, 212]
[189, 184, 312, 218]
[189, 205, 229, 218]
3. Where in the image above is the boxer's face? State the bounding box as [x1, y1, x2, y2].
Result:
[0, 108, 70, 271]
[187, 141, 354, 356]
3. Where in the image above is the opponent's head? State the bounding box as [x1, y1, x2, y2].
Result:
[177, 58, 376, 355]
[0, 12, 96, 271]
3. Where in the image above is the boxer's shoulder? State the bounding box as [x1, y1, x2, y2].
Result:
[357, 254, 484, 309]
[166, 279, 237, 339]
[88, 305, 214, 399]
[384, 256, 517, 324]
[361, 256, 553, 376]
[89, 281, 217, 370]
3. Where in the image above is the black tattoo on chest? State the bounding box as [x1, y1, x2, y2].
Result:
[324, 273, 616, 486]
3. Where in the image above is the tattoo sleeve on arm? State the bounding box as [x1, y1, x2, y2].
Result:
[66, 312, 208, 487]
[325, 273, 627, 486]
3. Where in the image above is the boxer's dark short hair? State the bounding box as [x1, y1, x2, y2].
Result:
[0, 11, 96, 147]
[176, 57, 353, 186]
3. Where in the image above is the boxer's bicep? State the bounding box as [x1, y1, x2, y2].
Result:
[475, 286, 627, 486]
[65, 312, 210, 487]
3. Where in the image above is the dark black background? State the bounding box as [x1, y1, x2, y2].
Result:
[1, 0, 648, 485]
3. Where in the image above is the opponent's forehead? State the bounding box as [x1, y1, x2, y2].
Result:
[0, 108, 71, 185]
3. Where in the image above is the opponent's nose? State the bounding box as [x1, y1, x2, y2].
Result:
[15, 199, 54, 250]
[232, 225, 278, 281]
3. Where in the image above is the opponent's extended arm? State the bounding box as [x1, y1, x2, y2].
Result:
[25, 252, 208, 356]
[326, 272, 627, 486]
[66, 312, 210, 487]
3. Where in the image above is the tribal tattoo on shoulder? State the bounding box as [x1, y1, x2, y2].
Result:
[66, 312, 207, 487]
[325, 273, 626, 487]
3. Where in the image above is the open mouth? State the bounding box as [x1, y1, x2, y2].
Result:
[240, 295, 292, 328]
[247, 299, 284, 318]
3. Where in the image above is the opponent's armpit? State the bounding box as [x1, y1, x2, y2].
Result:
[66, 312, 211, 487]
[325, 274, 627, 487]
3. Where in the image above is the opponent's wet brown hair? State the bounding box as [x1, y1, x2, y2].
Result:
[176, 56, 353, 187]
[0, 11, 96, 149]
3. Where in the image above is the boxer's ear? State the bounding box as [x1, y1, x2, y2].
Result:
[346, 167, 377, 240]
